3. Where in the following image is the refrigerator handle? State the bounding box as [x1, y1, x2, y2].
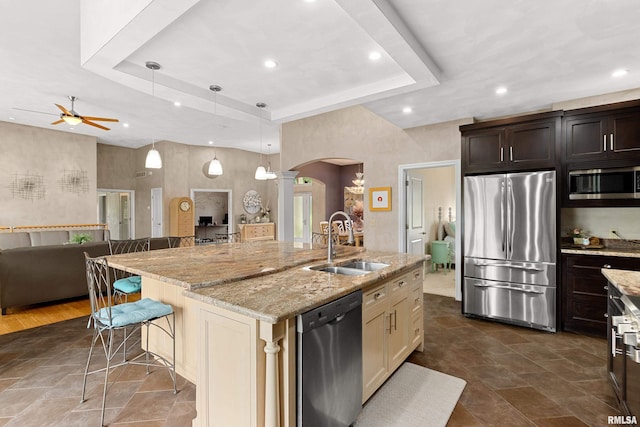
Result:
[506, 179, 513, 256]
[500, 180, 506, 253]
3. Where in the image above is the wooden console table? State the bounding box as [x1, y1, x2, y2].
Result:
[238, 223, 275, 242]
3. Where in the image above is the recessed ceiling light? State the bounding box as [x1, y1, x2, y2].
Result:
[174, 101, 181, 107]
[369, 51, 381, 61]
[264, 59, 278, 68]
[402, 107, 412, 114]
[208, 140, 213, 145]
[122, 123, 129, 128]
[496, 87, 507, 95]
[9, 116, 15, 120]
[612, 69, 628, 78]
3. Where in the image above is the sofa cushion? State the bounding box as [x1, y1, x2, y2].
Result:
[113, 276, 142, 294]
[0, 232, 31, 250]
[29, 231, 72, 247]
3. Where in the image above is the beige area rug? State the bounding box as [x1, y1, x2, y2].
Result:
[355, 362, 466, 427]
[423, 268, 456, 298]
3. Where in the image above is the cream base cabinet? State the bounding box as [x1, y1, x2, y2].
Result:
[362, 266, 424, 403]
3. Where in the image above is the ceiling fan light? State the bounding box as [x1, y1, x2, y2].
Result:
[145, 147, 162, 169]
[255, 165, 267, 180]
[63, 116, 82, 126]
[208, 157, 223, 175]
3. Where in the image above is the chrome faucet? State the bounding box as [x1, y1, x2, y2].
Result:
[327, 211, 354, 263]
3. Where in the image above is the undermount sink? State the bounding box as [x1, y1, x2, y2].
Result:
[308, 265, 370, 276]
[306, 260, 390, 276]
[340, 261, 389, 271]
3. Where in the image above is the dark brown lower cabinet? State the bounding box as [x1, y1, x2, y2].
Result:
[562, 254, 640, 337]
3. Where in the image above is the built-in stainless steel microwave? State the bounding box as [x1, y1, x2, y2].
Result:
[569, 166, 640, 199]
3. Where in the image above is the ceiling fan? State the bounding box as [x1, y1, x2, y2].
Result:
[50, 96, 119, 130]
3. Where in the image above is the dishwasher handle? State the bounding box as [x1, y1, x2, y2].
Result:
[329, 313, 346, 324]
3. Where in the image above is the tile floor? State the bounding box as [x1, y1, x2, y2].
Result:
[409, 295, 621, 427]
[0, 294, 621, 426]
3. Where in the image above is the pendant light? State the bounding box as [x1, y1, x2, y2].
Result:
[207, 85, 223, 176]
[265, 143, 277, 180]
[145, 61, 162, 169]
[254, 102, 268, 180]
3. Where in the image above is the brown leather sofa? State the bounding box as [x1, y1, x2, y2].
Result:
[0, 231, 171, 314]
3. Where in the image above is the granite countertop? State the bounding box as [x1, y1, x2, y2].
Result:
[107, 241, 364, 290]
[602, 269, 640, 296]
[107, 240, 425, 323]
[560, 247, 640, 258]
[186, 251, 424, 324]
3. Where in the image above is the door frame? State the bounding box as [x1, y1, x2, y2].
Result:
[293, 191, 312, 244]
[397, 160, 462, 300]
[151, 188, 163, 238]
[97, 188, 135, 240]
[190, 188, 234, 234]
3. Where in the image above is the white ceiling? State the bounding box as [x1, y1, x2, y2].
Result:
[2, 0, 640, 154]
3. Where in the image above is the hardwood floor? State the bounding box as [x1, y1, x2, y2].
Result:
[0, 298, 92, 335]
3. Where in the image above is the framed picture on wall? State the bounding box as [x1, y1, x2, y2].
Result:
[369, 187, 391, 211]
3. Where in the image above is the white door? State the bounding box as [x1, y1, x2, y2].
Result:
[98, 190, 133, 240]
[151, 187, 163, 238]
[293, 192, 312, 244]
[405, 172, 425, 256]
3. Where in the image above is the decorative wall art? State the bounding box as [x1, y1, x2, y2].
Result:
[243, 190, 262, 214]
[369, 187, 391, 211]
[9, 173, 45, 200]
[59, 169, 89, 194]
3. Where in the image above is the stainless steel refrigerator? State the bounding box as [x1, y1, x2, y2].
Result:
[463, 170, 556, 331]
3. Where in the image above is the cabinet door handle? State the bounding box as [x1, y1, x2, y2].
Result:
[604, 285, 609, 291]
[603, 134, 607, 151]
[604, 313, 609, 318]
[398, 280, 406, 288]
[604, 264, 612, 269]
[500, 147, 504, 162]
[611, 133, 614, 150]
[509, 146, 513, 161]
[393, 310, 397, 331]
[374, 292, 382, 300]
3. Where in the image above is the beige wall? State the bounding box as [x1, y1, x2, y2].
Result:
[98, 140, 278, 237]
[421, 166, 456, 244]
[0, 121, 97, 226]
[281, 105, 468, 252]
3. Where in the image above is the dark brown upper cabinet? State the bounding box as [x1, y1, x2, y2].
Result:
[461, 111, 561, 175]
[564, 100, 640, 163]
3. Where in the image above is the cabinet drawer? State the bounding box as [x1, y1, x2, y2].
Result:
[409, 267, 423, 291]
[363, 284, 386, 313]
[388, 275, 410, 297]
[410, 311, 422, 349]
[411, 288, 423, 315]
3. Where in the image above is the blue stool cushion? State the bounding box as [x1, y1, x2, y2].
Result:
[113, 276, 142, 294]
[96, 298, 173, 327]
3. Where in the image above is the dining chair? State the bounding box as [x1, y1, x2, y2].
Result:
[168, 235, 195, 248]
[319, 221, 330, 235]
[81, 253, 176, 427]
[311, 231, 338, 248]
[214, 232, 241, 243]
[108, 238, 150, 303]
[332, 220, 344, 234]
[343, 219, 353, 232]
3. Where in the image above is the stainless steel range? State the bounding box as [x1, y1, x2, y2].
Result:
[610, 291, 640, 417]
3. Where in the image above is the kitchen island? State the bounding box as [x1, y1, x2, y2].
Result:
[108, 241, 425, 427]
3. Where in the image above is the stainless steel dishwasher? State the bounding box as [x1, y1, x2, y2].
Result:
[297, 290, 362, 427]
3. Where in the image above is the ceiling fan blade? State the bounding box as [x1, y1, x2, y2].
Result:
[81, 116, 119, 122]
[12, 107, 58, 116]
[51, 119, 64, 125]
[55, 103, 72, 116]
[82, 119, 110, 131]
